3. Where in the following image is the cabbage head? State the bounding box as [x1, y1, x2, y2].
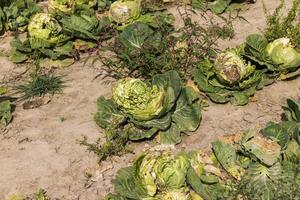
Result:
[28, 13, 67, 47]
[48, 0, 76, 15]
[112, 78, 164, 121]
[266, 38, 300, 70]
[109, 0, 141, 24]
[137, 152, 190, 196]
[214, 50, 255, 85]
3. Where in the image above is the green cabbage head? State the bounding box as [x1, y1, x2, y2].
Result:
[214, 50, 255, 85]
[137, 152, 190, 196]
[28, 13, 67, 47]
[266, 38, 300, 70]
[109, 0, 141, 24]
[48, 0, 76, 15]
[112, 78, 164, 121]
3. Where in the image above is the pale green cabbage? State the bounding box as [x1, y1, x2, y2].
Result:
[28, 13, 66, 46]
[109, 0, 141, 24]
[266, 37, 300, 70]
[112, 78, 164, 121]
[137, 152, 190, 196]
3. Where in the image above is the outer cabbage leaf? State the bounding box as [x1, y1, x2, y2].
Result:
[241, 134, 281, 166]
[158, 122, 181, 144]
[172, 87, 202, 132]
[94, 97, 126, 130]
[208, 0, 231, 14]
[61, 13, 102, 40]
[238, 162, 282, 200]
[283, 98, 300, 122]
[212, 140, 244, 180]
[0, 100, 12, 125]
[114, 166, 149, 199]
[152, 70, 182, 114]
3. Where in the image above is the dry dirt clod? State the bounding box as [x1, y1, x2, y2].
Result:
[22, 96, 52, 109]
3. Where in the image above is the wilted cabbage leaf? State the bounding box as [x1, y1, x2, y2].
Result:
[241, 134, 281, 166]
[212, 140, 244, 180]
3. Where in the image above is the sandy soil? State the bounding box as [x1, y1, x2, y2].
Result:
[0, 0, 296, 199]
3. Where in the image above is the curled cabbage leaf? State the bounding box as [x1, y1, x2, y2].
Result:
[112, 78, 164, 121]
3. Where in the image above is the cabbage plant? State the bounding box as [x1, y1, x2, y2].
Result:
[244, 34, 300, 80]
[108, 0, 175, 30]
[192, 47, 273, 105]
[95, 70, 204, 145]
[104, 94, 300, 200]
[28, 13, 69, 48]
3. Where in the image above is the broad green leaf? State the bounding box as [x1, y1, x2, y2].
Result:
[187, 167, 232, 200]
[131, 114, 171, 130]
[126, 124, 158, 141]
[283, 98, 300, 122]
[239, 163, 281, 200]
[208, 0, 231, 14]
[114, 166, 149, 199]
[243, 34, 275, 70]
[0, 100, 12, 125]
[172, 87, 202, 132]
[212, 140, 244, 180]
[230, 91, 250, 106]
[94, 97, 126, 129]
[153, 70, 182, 114]
[283, 140, 300, 163]
[262, 121, 295, 149]
[10, 51, 28, 63]
[119, 22, 154, 50]
[158, 123, 181, 144]
[61, 14, 101, 40]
